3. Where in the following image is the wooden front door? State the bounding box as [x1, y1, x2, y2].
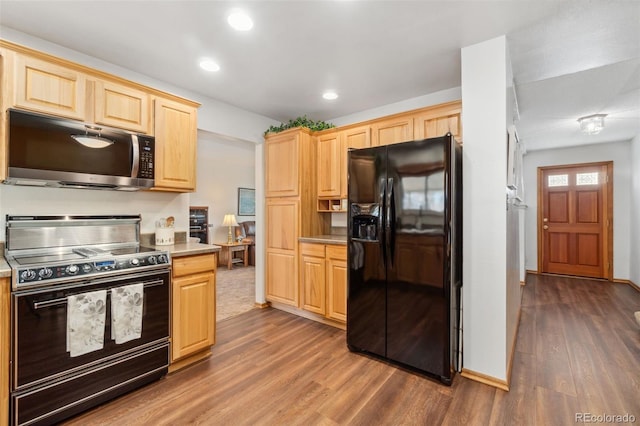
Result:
[538, 162, 612, 279]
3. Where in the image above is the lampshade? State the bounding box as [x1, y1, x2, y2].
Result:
[578, 114, 606, 135]
[222, 214, 238, 227]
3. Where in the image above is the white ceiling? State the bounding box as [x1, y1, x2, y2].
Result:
[0, 1, 638, 151]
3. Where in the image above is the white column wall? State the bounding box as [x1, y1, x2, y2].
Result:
[461, 36, 509, 381]
[630, 134, 640, 286]
[255, 144, 266, 304]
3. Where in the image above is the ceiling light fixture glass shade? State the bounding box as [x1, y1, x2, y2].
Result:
[227, 11, 253, 31]
[200, 59, 220, 72]
[322, 91, 338, 100]
[71, 125, 113, 149]
[578, 114, 607, 135]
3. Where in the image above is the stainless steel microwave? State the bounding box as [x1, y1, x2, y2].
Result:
[5, 109, 155, 190]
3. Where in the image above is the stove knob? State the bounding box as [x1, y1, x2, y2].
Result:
[148, 256, 157, 264]
[82, 264, 93, 273]
[66, 264, 79, 275]
[157, 255, 167, 264]
[130, 258, 140, 266]
[38, 268, 53, 279]
[21, 269, 36, 281]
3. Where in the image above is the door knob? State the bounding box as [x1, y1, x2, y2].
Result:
[543, 218, 548, 222]
[543, 225, 549, 230]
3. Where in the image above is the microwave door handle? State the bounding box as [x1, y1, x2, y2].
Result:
[130, 134, 140, 178]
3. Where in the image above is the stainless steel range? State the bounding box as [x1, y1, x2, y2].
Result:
[5, 215, 171, 426]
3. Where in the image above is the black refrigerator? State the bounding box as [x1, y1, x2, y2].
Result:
[346, 134, 462, 385]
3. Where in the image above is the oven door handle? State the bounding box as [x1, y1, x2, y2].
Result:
[31, 279, 165, 309]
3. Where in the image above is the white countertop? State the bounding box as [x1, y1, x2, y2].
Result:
[143, 242, 221, 257]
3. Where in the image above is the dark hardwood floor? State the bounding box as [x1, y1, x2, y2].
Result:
[65, 274, 640, 425]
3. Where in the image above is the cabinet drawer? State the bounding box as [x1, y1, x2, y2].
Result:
[326, 245, 346, 261]
[172, 253, 216, 277]
[300, 242, 326, 257]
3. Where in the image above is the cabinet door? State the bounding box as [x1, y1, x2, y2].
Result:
[171, 271, 215, 361]
[317, 131, 341, 198]
[153, 97, 197, 191]
[371, 116, 413, 146]
[300, 243, 326, 315]
[326, 245, 347, 322]
[413, 101, 462, 142]
[0, 277, 9, 426]
[14, 54, 87, 120]
[265, 131, 299, 197]
[415, 113, 461, 141]
[340, 125, 371, 198]
[266, 198, 300, 306]
[266, 199, 299, 251]
[94, 80, 151, 134]
[266, 251, 298, 306]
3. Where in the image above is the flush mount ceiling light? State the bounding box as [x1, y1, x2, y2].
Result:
[578, 113, 607, 135]
[227, 10, 253, 31]
[322, 91, 338, 100]
[71, 125, 113, 149]
[199, 59, 220, 72]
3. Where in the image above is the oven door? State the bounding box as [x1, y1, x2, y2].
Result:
[12, 269, 170, 390]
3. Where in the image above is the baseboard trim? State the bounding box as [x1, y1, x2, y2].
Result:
[254, 301, 271, 309]
[506, 304, 522, 390]
[520, 280, 526, 287]
[268, 301, 346, 330]
[168, 348, 211, 373]
[525, 269, 539, 275]
[460, 368, 509, 391]
[614, 279, 640, 292]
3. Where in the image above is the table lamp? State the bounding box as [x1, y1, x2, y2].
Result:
[222, 214, 239, 244]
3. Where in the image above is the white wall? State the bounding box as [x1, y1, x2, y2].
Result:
[631, 134, 640, 286]
[0, 185, 189, 234]
[461, 35, 510, 381]
[1, 27, 278, 143]
[523, 141, 632, 280]
[190, 131, 256, 244]
[329, 87, 461, 127]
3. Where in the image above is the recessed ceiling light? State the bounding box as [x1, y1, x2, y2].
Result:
[199, 59, 220, 72]
[228, 10, 253, 31]
[323, 91, 338, 100]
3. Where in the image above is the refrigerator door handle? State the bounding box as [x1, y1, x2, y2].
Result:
[386, 177, 395, 266]
[380, 177, 387, 270]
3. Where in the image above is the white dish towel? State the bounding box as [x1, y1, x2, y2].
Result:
[111, 283, 144, 344]
[67, 290, 107, 357]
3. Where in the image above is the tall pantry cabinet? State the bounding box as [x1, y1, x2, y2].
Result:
[264, 128, 329, 306]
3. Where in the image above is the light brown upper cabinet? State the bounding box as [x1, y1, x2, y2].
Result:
[316, 130, 341, 198]
[265, 127, 312, 198]
[414, 100, 462, 142]
[371, 116, 414, 146]
[340, 125, 371, 198]
[153, 97, 198, 192]
[1, 41, 200, 192]
[13, 54, 88, 121]
[94, 80, 151, 134]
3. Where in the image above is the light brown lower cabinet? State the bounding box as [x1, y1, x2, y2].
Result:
[299, 243, 347, 324]
[170, 253, 216, 371]
[1, 277, 9, 425]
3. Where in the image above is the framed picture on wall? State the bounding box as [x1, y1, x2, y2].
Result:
[238, 187, 255, 216]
